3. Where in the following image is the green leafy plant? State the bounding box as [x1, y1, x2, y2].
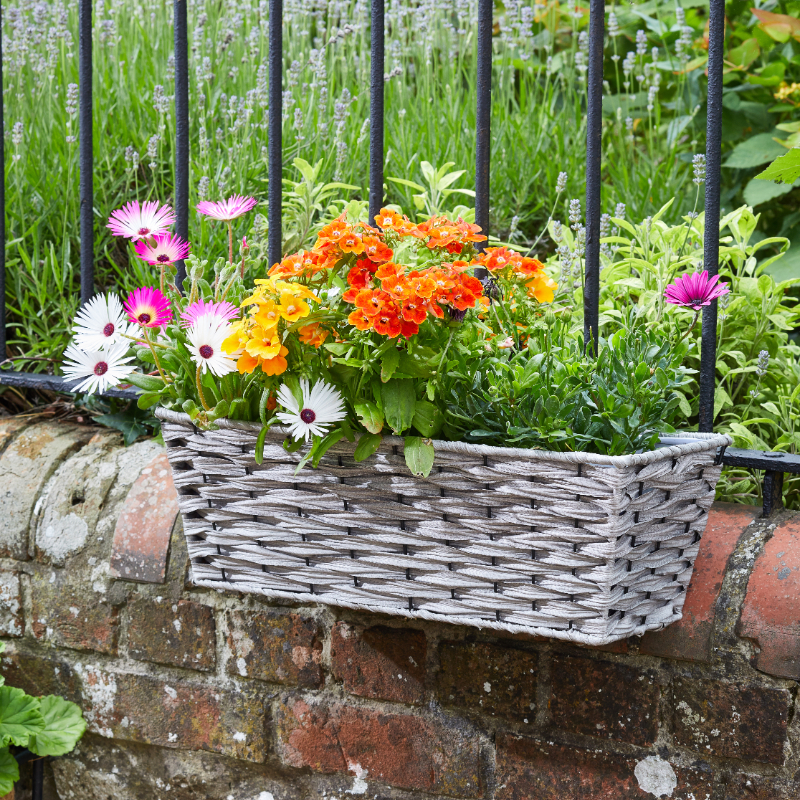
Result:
[0, 643, 86, 794]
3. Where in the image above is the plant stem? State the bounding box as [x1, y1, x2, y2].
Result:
[196, 364, 211, 411]
[678, 309, 701, 342]
[227, 222, 234, 266]
[143, 328, 169, 382]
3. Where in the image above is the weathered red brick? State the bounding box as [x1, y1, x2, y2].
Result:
[0, 645, 81, 703]
[673, 678, 789, 764]
[549, 654, 660, 746]
[724, 774, 800, 799]
[110, 452, 178, 584]
[640, 503, 757, 662]
[75, 665, 268, 762]
[0, 423, 90, 560]
[436, 641, 537, 723]
[225, 609, 322, 688]
[127, 597, 216, 672]
[275, 695, 483, 797]
[0, 571, 22, 636]
[331, 622, 426, 704]
[739, 517, 800, 680]
[30, 570, 119, 655]
[496, 733, 713, 800]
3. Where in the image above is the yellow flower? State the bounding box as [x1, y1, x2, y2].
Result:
[245, 326, 283, 359]
[525, 273, 558, 304]
[278, 293, 310, 322]
[221, 319, 249, 354]
[261, 345, 289, 376]
[268, 279, 319, 302]
[254, 299, 281, 330]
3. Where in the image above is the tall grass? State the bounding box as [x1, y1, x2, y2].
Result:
[3, 0, 702, 365]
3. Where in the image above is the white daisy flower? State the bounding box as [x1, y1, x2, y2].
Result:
[276, 379, 346, 442]
[62, 341, 135, 394]
[72, 293, 132, 350]
[185, 316, 237, 377]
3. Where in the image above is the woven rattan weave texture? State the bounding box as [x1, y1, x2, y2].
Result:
[157, 409, 731, 645]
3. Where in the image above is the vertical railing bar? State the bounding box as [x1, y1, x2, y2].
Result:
[584, 0, 604, 355]
[32, 757, 44, 800]
[699, 0, 725, 433]
[173, 0, 189, 290]
[78, 0, 93, 305]
[267, 0, 283, 268]
[368, 0, 385, 226]
[474, 0, 492, 261]
[0, 1, 6, 359]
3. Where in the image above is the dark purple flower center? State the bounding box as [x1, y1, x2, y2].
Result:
[138, 313, 151, 324]
[138, 227, 151, 236]
[199, 344, 214, 359]
[103, 322, 115, 337]
[157, 254, 170, 263]
[300, 408, 316, 424]
[94, 361, 108, 376]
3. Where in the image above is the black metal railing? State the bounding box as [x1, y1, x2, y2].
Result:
[0, 0, 798, 520]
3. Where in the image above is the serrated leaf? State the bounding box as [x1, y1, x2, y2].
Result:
[403, 436, 435, 478]
[28, 696, 86, 757]
[382, 379, 417, 434]
[0, 747, 19, 796]
[0, 686, 44, 748]
[354, 433, 382, 462]
[381, 347, 400, 382]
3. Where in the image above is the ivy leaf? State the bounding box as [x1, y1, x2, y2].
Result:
[0, 747, 19, 796]
[354, 433, 382, 462]
[403, 436, 435, 478]
[755, 148, 800, 184]
[0, 686, 45, 748]
[28, 696, 87, 757]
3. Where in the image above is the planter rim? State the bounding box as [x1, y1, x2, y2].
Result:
[155, 407, 731, 468]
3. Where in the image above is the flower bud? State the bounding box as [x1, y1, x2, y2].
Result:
[544, 310, 556, 327]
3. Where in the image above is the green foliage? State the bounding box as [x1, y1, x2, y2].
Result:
[0, 643, 86, 791]
[444, 327, 689, 456]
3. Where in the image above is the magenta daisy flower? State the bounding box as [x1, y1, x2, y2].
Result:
[134, 232, 191, 265]
[107, 201, 175, 240]
[196, 194, 258, 221]
[124, 287, 173, 328]
[180, 299, 239, 328]
[664, 270, 730, 311]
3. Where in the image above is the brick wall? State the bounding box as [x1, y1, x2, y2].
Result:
[1, 418, 800, 800]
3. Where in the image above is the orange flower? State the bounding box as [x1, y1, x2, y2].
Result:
[514, 257, 545, 278]
[447, 288, 477, 311]
[455, 218, 487, 243]
[381, 274, 412, 302]
[316, 213, 348, 245]
[362, 236, 394, 263]
[355, 289, 384, 317]
[525, 273, 558, 303]
[269, 252, 304, 277]
[266, 393, 277, 411]
[236, 351, 261, 374]
[261, 345, 289, 376]
[373, 311, 402, 338]
[375, 262, 404, 280]
[401, 297, 427, 324]
[425, 225, 458, 249]
[374, 208, 402, 230]
[347, 258, 377, 289]
[400, 319, 420, 337]
[348, 309, 373, 330]
[340, 231, 364, 254]
[407, 272, 436, 299]
[298, 322, 329, 347]
[342, 287, 360, 304]
[460, 274, 484, 295]
[481, 247, 515, 272]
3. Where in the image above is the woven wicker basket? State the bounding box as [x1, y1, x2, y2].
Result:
[156, 409, 731, 645]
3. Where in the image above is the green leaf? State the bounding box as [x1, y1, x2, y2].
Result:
[255, 425, 269, 465]
[94, 412, 149, 446]
[714, 386, 733, 420]
[28, 696, 86, 757]
[311, 429, 344, 468]
[724, 133, 786, 169]
[403, 436, 435, 478]
[743, 177, 796, 206]
[354, 432, 382, 462]
[125, 373, 166, 392]
[381, 347, 400, 383]
[755, 148, 800, 184]
[0, 686, 44, 748]
[382, 379, 417, 434]
[136, 391, 162, 410]
[355, 402, 384, 434]
[0, 747, 19, 796]
[412, 400, 444, 438]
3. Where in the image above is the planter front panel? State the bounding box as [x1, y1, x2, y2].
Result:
[160, 414, 725, 645]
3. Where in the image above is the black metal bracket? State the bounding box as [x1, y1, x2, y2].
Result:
[762, 471, 785, 518]
[0, 370, 139, 401]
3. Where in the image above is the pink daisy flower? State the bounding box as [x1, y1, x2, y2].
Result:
[124, 287, 173, 328]
[180, 299, 239, 329]
[134, 232, 191, 265]
[664, 270, 730, 311]
[196, 194, 258, 221]
[107, 201, 175, 240]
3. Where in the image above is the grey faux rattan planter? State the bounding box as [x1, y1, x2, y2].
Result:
[156, 408, 731, 645]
